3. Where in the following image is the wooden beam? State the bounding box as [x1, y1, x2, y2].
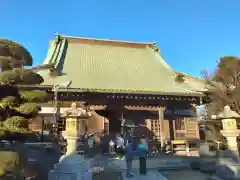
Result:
[38, 101, 106, 110]
[90, 105, 107, 111]
[39, 105, 106, 114]
[124, 105, 160, 111]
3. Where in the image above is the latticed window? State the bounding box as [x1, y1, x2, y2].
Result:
[151, 120, 161, 140]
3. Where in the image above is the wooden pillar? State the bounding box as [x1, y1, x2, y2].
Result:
[104, 117, 109, 133]
[158, 107, 165, 151]
[121, 112, 124, 135]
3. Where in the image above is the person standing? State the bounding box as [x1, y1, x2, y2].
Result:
[109, 133, 116, 153]
[109, 134, 116, 155]
[100, 133, 107, 154]
[136, 140, 147, 175]
[140, 135, 148, 154]
[87, 134, 95, 156]
[116, 134, 124, 159]
[125, 139, 134, 177]
[88, 134, 95, 148]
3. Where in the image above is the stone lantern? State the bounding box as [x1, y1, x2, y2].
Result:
[121, 118, 138, 138]
[211, 105, 240, 180]
[48, 102, 92, 180]
[61, 102, 91, 156]
[214, 105, 240, 157]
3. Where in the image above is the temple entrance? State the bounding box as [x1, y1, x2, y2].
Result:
[108, 118, 121, 133]
[105, 110, 121, 133]
[95, 110, 121, 133]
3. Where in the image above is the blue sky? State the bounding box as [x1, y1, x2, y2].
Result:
[1, 0, 240, 77]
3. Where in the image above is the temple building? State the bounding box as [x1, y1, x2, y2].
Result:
[33, 34, 205, 141]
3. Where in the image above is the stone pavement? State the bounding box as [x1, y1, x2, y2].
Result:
[160, 169, 210, 180]
[91, 155, 213, 180]
[89, 155, 170, 179]
[123, 169, 167, 180]
[50, 154, 213, 180]
[121, 169, 210, 180]
[109, 157, 190, 170]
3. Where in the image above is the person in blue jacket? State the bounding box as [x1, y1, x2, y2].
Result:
[125, 139, 134, 177]
[136, 140, 147, 175]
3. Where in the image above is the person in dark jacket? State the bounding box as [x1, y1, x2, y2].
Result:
[136, 140, 147, 175]
[100, 133, 108, 154]
[125, 139, 134, 177]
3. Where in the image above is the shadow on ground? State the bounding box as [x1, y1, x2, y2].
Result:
[0, 141, 62, 180]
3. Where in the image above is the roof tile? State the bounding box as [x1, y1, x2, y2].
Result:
[38, 35, 205, 96]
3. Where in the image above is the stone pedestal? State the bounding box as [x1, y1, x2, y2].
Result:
[214, 129, 240, 179]
[208, 106, 240, 180]
[48, 103, 92, 180]
[221, 130, 240, 158]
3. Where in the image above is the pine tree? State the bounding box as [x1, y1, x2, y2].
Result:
[0, 44, 47, 139]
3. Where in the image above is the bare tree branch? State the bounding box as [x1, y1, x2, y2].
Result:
[203, 56, 240, 116]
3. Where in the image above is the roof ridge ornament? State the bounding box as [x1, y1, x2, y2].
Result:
[175, 72, 186, 83]
[55, 34, 61, 44]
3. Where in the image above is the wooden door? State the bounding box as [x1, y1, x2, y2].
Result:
[184, 118, 200, 140]
[174, 117, 186, 140]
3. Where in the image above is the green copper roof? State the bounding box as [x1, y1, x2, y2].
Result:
[38, 35, 205, 96]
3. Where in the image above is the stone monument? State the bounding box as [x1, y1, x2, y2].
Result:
[210, 105, 240, 180]
[48, 102, 92, 180]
